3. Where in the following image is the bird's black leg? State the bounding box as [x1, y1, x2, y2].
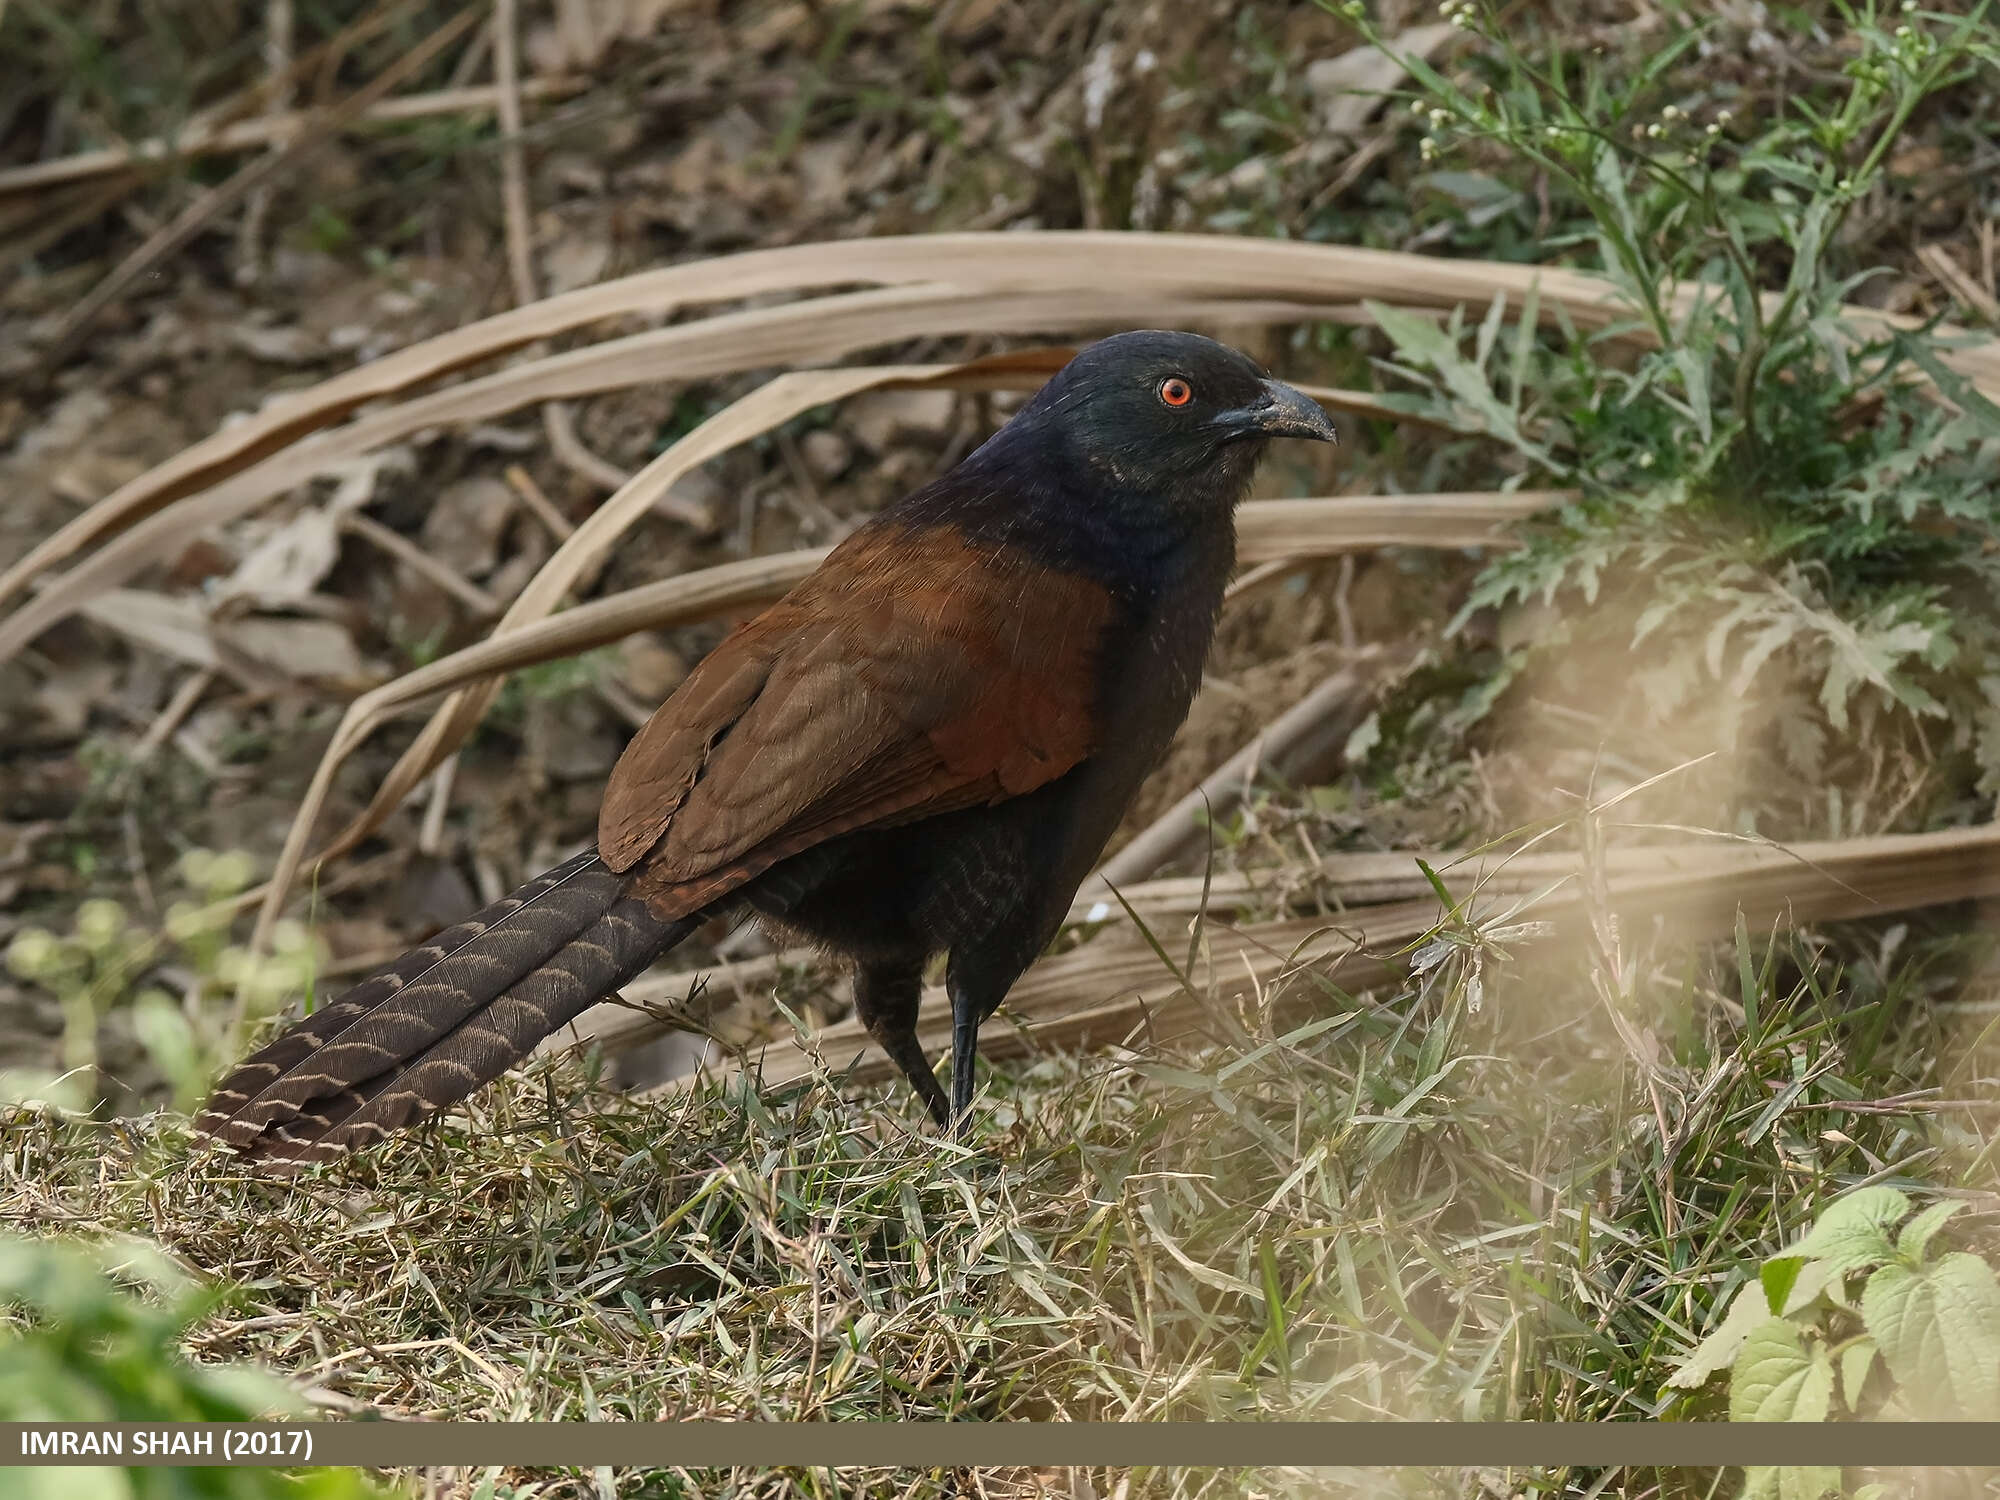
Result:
[853, 959, 950, 1130]
[944, 950, 1025, 1138]
[950, 1006, 980, 1137]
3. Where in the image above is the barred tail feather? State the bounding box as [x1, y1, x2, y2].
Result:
[196, 851, 695, 1164]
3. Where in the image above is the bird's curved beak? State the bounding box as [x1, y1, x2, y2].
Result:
[1211, 379, 1340, 444]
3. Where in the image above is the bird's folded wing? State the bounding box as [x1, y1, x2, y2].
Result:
[596, 523, 1116, 915]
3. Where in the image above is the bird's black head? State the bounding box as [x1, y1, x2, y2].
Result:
[996, 329, 1338, 513]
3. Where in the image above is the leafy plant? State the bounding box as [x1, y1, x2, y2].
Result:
[0, 1233, 385, 1499]
[1668, 1186, 2000, 1469]
[4, 850, 322, 1114]
[1333, 0, 2000, 811]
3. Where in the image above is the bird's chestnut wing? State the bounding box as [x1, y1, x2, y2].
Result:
[595, 523, 1115, 917]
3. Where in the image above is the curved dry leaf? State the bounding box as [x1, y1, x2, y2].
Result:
[79, 591, 221, 674]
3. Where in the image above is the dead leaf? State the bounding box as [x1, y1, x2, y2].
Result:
[227, 323, 324, 365]
[2, 664, 115, 747]
[321, 448, 418, 514]
[81, 590, 220, 672]
[486, 525, 551, 607]
[525, 693, 622, 781]
[215, 508, 342, 608]
[51, 453, 149, 508]
[394, 855, 479, 935]
[617, 632, 689, 701]
[844, 388, 957, 451]
[656, 467, 723, 526]
[9, 390, 113, 467]
[741, 3, 810, 53]
[211, 615, 371, 691]
[1889, 144, 1947, 178]
[799, 429, 852, 482]
[1917, 243, 1999, 327]
[1306, 23, 1457, 136]
[419, 477, 518, 580]
[944, 0, 1007, 42]
[525, 0, 697, 75]
[541, 236, 612, 297]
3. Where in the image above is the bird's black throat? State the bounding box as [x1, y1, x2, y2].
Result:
[889, 420, 1262, 605]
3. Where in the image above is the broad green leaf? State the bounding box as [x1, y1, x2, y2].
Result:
[1748, 1468, 1842, 1500]
[1731, 1318, 1833, 1422]
[1839, 1337, 1877, 1411]
[1783, 1186, 1908, 1276]
[1762, 1257, 1803, 1315]
[14, 1469, 129, 1500]
[1768, 1264, 1840, 1320]
[1862, 1252, 2000, 1418]
[1779, 1467, 1842, 1500]
[1777, 1259, 1837, 1317]
[1668, 1280, 1773, 1389]
[1895, 1201, 1965, 1265]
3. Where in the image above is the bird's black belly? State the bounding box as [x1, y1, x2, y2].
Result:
[741, 779, 1074, 968]
[739, 542, 1229, 980]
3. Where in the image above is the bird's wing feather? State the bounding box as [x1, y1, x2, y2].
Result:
[596, 523, 1114, 915]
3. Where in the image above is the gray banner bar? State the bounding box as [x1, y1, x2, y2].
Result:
[4, 1422, 1999, 1468]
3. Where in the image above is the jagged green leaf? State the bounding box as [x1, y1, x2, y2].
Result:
[1668, 1280, 1775, 1389]
[1862, 1252, 2000, 1419]
[1782, 1186, 1908, 1277]
[1731, 1318, 1833, 1422]
[1895, 1201, 1965, 1266]
[1839, 1337, 1877, 1411]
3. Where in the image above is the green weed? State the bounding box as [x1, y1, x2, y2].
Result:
[1335, 0, 2000, 822]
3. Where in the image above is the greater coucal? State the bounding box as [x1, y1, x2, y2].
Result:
[196, 330, 1338, 1165]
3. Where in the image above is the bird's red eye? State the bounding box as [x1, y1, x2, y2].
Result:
[1158, 377, 1193, 408]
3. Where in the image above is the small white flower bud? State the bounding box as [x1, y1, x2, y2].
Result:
[7, 928, 60, 981]
[209, 851, 256, 895]
[163, 901, 207, 944]
[179, 848, 216, 890]
[76, 899, 127, 949]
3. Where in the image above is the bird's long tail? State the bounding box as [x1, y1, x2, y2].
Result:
[195, 849, 698, 1167]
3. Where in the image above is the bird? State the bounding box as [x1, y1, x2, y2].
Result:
[195, 329, 1338, 1166]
